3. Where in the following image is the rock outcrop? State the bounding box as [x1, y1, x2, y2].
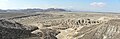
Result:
[0, 19, 61, 39]
[31, 28, 60, 39]
[47, 18, 103, 30]
[0, 19, 39, 39]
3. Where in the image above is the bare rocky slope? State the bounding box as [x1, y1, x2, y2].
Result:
[0, 19, 38, 39]
[1, 12, 120, 39]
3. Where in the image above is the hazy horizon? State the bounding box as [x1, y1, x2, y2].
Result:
[0, 0, 120, 12]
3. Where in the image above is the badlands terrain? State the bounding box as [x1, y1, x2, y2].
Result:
[0, 12, 120, 39]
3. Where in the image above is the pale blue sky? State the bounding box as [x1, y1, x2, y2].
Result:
[0, 0, 120, 12]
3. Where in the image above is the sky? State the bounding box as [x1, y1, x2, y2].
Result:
[0, 0, 120, 12]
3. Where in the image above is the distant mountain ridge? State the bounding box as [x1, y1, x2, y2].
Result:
[0, 8, 71, 13]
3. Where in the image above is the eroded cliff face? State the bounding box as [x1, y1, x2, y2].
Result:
[2, 13, 120, 39]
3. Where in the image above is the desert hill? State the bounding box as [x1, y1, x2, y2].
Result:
[0, 12, 120, 39]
